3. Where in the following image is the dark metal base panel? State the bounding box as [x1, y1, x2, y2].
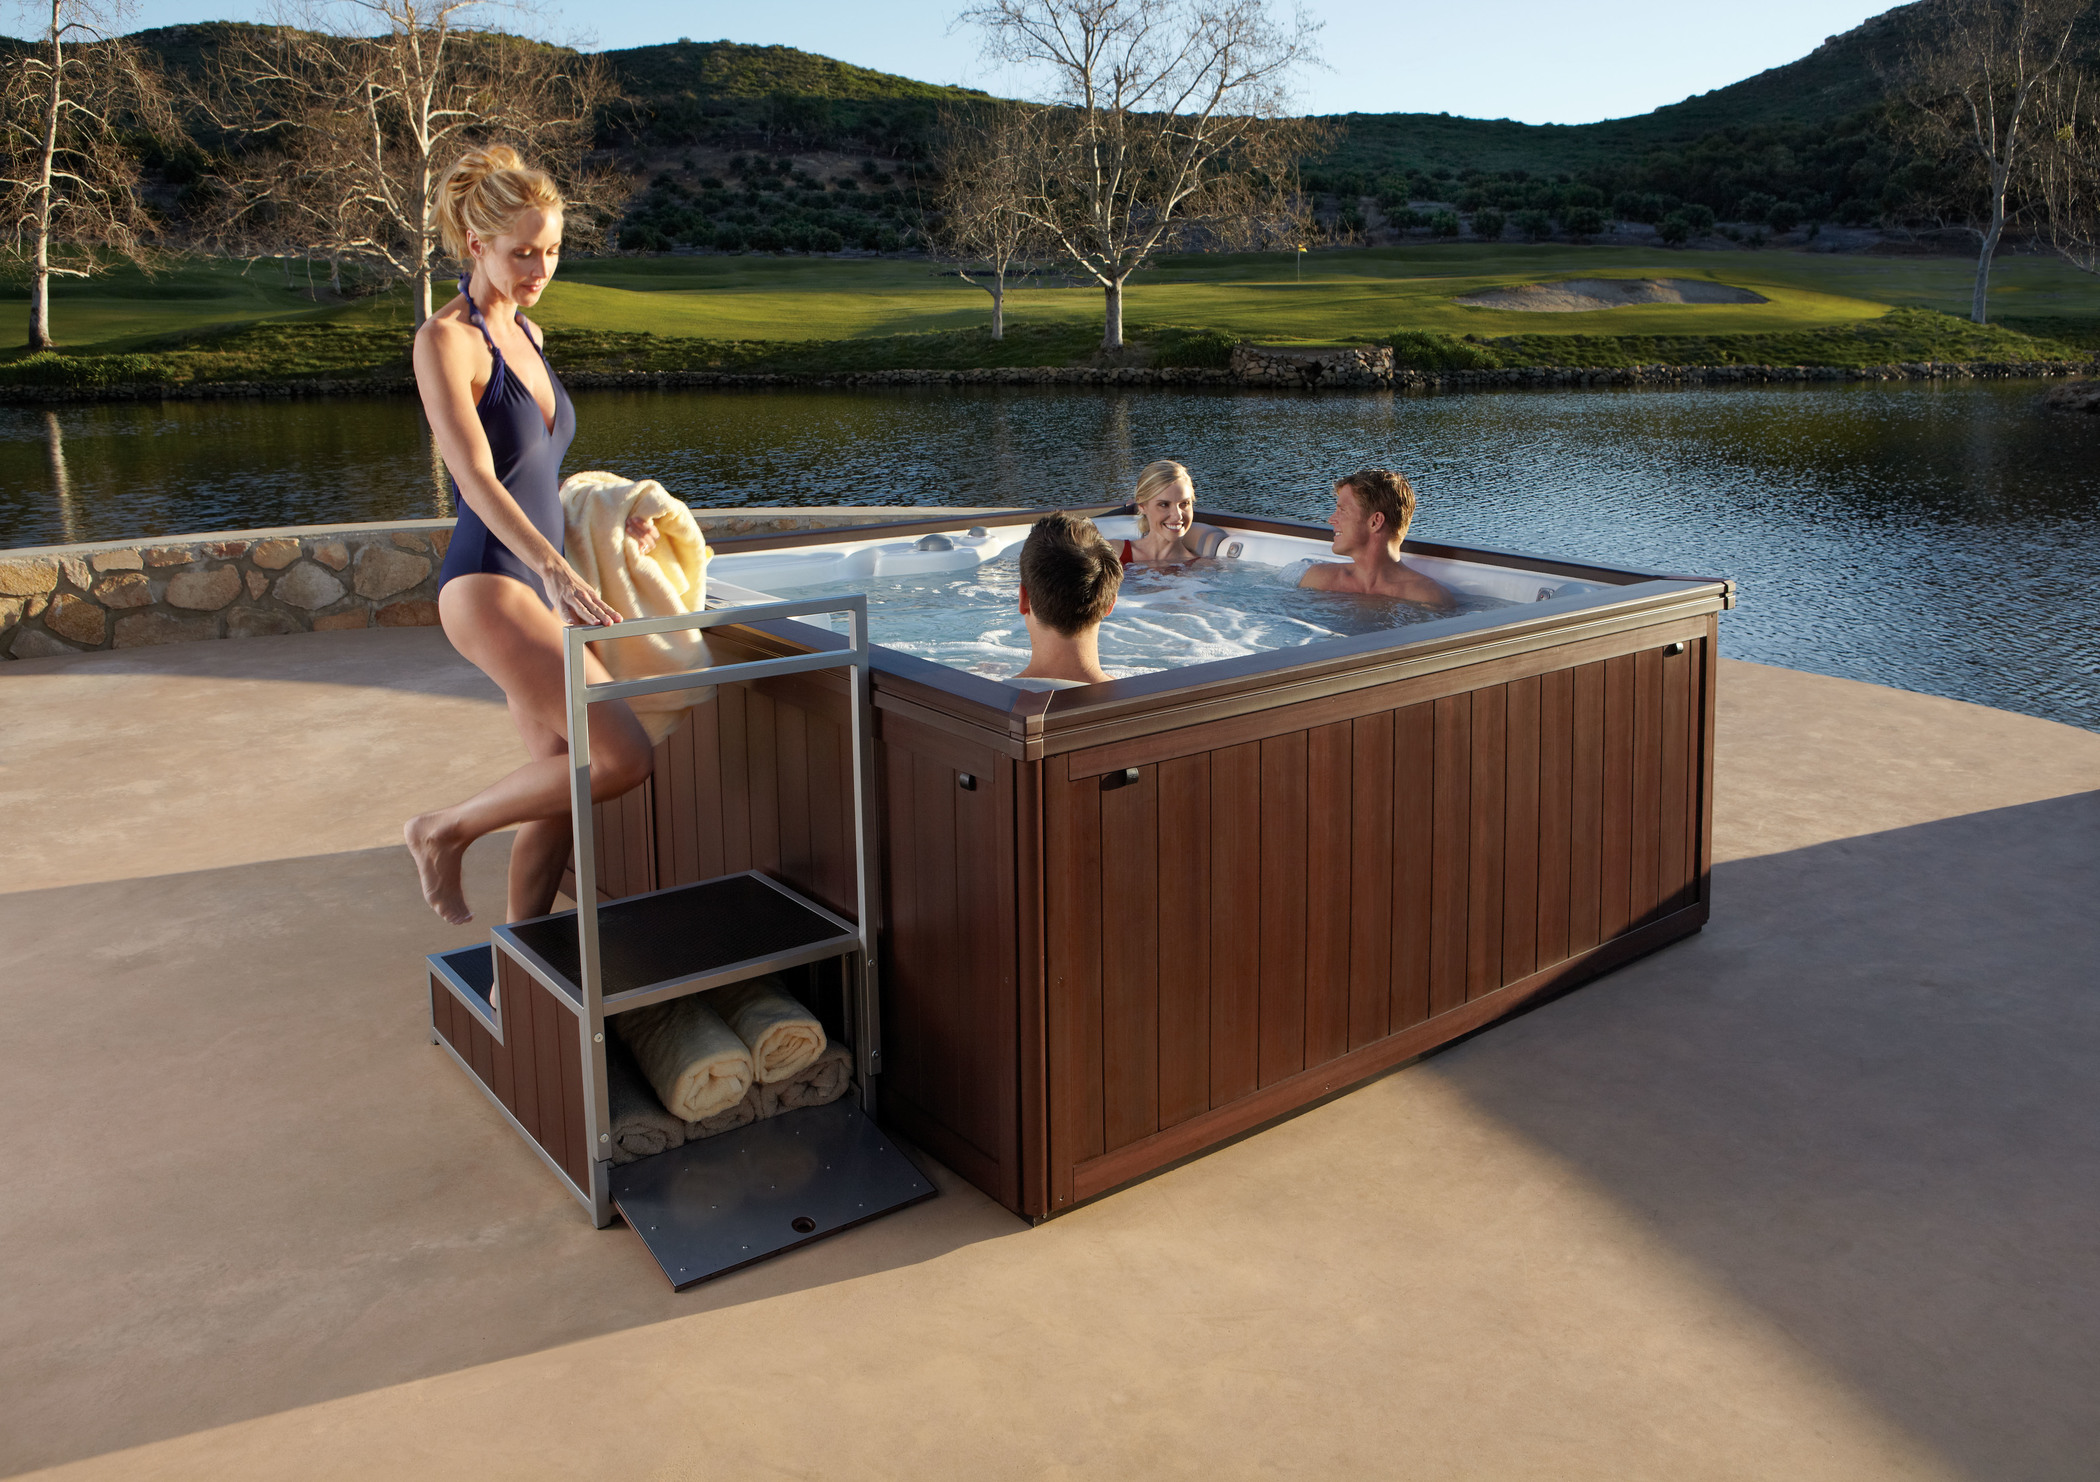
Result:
[507, 872, 853, 999]
[432, 942, 495, 1004]
[610, 1098, 935, 1290]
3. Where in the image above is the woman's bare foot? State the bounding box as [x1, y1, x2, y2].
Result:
[404, 812, 473, 924]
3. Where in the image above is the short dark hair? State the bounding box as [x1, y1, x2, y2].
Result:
[1336, 468, 1417, 541]
[1020, 512, 1121, 636]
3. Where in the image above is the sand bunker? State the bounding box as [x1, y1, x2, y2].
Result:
[1455, 278, 1770, 312]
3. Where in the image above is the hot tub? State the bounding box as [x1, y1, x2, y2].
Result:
[576, 505, 1733, 1220]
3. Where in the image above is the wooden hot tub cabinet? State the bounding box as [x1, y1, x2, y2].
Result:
[577, 509, 1730, 1221]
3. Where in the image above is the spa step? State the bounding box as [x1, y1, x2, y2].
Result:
[427, 942, 500, 1037]
[612, 1097, 934, 1289]
[495, 870, 860, 1011]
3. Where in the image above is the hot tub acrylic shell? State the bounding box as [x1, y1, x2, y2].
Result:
[561, 505, 1730, 1221]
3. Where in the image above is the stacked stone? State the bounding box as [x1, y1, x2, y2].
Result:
[1229, 345, 1397, 387]
[0, 508, 1020, 661]
[1, 525, 451, 660]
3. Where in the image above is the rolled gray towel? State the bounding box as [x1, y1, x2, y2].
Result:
[758, 1043, 855, 1118]
[603, 1034, 686, 1166]
[686, 1083, 760, 1141]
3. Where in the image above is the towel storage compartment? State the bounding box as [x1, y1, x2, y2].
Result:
[428, 595, 932, 1287]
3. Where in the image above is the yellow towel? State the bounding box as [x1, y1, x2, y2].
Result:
[614, 996, 753, 1122]
[712, 975, 828, 1084]
[558, 470, 714, 745]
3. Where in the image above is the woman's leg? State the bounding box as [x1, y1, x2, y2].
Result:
[405, 574, 653, 924]
[501, 701, 582, 923]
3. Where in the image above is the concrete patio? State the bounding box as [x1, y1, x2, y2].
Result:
[2, 627, 2096, 1481]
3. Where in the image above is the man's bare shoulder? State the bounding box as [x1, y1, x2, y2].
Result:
[1389, 561, 1457, 609]
[1298, 561, 1351, 591]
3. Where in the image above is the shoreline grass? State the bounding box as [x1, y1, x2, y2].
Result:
[3, 246, 2094, 389]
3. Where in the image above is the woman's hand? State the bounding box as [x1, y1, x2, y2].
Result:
[624, 512, 661, 556]
[541, 557, 624, 628]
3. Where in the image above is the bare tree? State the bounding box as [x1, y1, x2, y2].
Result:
[2031, 51, 2100, 271]
[960, 0, 1320, 350]
[931, 103, 1047, 339]
[0, 0, 178, 348]
[208, 0, 618, 325]
[1888, 0, 2090, 324]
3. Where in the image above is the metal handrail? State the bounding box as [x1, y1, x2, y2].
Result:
[560, 595, 881, 1178]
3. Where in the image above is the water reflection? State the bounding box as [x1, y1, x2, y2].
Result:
[42, 411, 78, 544]
[1, 381, 2095, 730]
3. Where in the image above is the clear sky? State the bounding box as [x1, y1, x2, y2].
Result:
[22, 0, 1906, 125]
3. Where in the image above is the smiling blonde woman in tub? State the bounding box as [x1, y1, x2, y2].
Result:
[1012, 512, 1123, 691]
[1119, 459, 1210, 566]
[1299, 468, 1455, 610]
[401, 146, 658, 926]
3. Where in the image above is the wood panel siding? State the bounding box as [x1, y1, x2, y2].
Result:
[436, 953, 588, 1195]
[1257, 733, 1309, 1087]
[1156, 754, 1214, 1130]
[1041, 633, 1715, 1208]
[1390, 701, 1435, 1033]
[645, 685, 857, 919]
[874, 721, 1023, 1207]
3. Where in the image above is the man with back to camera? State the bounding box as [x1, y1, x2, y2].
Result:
[1298, 467, 1456, 610]
[1010, 511, 1122, 690]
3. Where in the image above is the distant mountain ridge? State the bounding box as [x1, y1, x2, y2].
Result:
[1317, 4, 1921, 177]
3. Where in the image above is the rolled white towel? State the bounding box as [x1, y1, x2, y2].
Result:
[758, 1043, 855, 1118]
[686, 1083, 760, 1141]
[712, 975, 827, 1085]
[615, 996, 754, 1122]
[603, 1034, 686, 1165]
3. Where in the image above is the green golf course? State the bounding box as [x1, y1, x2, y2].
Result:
[4, 242, 2096, 386]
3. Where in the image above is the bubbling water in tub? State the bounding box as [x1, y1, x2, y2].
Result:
[764, 555, 1518, 683]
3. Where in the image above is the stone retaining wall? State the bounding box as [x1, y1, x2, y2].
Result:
[0, 507, 1006, 661]
[3, 355, 2089, 402]
[1231, 345, 1397, 387]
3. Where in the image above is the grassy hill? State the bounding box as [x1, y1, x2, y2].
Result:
[600, 38, 988, 157]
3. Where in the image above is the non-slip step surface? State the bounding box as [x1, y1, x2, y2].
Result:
[430, 943, 496, 1004]
[611, 1098, 934, 1290]
[505, 872, 855, 999]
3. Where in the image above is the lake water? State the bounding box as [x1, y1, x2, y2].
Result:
[3, 381, 2096, 731]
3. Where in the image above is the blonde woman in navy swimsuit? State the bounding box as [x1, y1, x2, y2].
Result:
[403, 146, 655, 926]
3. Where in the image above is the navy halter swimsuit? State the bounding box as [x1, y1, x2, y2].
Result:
[436, 272, 575, 605]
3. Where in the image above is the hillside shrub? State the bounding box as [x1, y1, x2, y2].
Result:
[1389, 331, 1502, 371]
[1563, 205, 1607, 239]
[0, 351, 169, 388]
[1471, 208, 1506, 239]
[1386, 207, 1427, 231]
[712, 224, 747, 251]
[1657, 214, 1691, 246]
[1149, 326, 1237, 368]
[1429, 210, 1460, 238]
[1767, 200, 1804, 233]
[1681, 203, 1717, 234]
[1512, 209, 1554, 241]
